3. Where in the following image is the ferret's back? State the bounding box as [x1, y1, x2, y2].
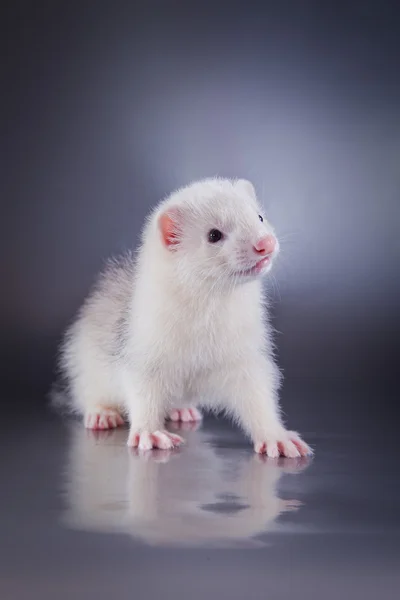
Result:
[61, 252, 136, 377]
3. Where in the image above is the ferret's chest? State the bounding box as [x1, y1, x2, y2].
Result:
[155, 297, 262, 370]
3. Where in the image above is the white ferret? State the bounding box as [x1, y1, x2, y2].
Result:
[58, 177, 312, 457]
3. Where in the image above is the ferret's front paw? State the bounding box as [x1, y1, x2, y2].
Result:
[127, 429, 184, 450]
[84, 408, 125, 430]
[167, 407, 202, 422]
[254, 431, 313, 458]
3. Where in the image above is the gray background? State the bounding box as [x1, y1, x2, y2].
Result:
[2, 0, 399, 434]
[1, 4, 400, 599]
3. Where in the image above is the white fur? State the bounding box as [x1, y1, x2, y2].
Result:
[59, 177, 312, 457]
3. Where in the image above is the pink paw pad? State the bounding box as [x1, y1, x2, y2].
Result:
[84, 410, 125, 430]
[127, 429, 184, 450]
[167, 407, 202, 422]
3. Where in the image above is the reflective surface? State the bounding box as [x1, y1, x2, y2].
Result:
[63, 421, 310, 548]
[2, 1, 400, 597]
[1, 408, 399, 599]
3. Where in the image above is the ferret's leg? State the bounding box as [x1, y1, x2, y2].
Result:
[63, 325, 125, 430]
[167, 388, 204, 422]
[122, 374, 184, 450]
[215, 358, 313, 458]
[69, 371, 125, 431]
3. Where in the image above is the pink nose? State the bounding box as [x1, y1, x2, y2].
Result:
[253, 234, 276, 255]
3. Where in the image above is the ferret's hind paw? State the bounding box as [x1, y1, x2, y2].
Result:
[254, 431, 313, 458]
[167, 407, 202, 422]
[127, 429, 184, 450]
[84, 408, 125, 430]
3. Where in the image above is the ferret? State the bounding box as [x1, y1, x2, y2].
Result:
[58, 177, 312, 458]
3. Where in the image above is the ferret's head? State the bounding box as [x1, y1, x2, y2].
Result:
[154, 178, 279, 289]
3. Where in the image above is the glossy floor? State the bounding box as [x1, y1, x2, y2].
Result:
[1, 408, 399, 600]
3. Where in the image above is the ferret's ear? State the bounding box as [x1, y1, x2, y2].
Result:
[158, 207, 183, 249]
[236, 179, 256, 199]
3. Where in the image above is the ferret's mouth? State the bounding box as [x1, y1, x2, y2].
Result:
[237, 256, 272, 276]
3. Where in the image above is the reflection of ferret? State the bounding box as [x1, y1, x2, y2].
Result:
[62, 423, 308, 548]
[58, 178, 311, 457]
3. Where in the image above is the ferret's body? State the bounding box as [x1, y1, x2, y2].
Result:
[59, 178, 311, 457]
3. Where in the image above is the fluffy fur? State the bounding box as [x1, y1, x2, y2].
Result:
[58, 177, 312, 457]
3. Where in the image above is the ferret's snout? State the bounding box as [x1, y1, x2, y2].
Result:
[253, 234, 276, 256]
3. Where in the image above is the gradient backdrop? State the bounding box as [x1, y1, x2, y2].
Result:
[2, 1, 399, 436]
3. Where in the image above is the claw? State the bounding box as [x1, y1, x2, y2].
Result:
[127, 429, 184, 449]
[167, 407, 203, 423]
[255, 431, 313, 458]
[84, 409, 125, 430]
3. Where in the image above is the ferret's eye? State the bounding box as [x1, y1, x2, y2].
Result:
[258, 214, 264, 223]
[208, 229, 223, 243]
